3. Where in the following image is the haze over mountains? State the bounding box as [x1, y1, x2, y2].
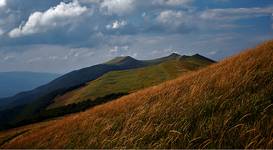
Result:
[0, 72, 60, 98]
[0, 40, 272, 149]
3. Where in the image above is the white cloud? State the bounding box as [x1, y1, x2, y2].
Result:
[157, 10, 189, 27]
[207, 50, 218, 56]
[153, 0, 193, 6]
[109, 45, 129, 53]
[9, 1, 88, 38]
[28, 57, 42, 63]
[3, 55, 15, 61]
[0, 28, 4, 35]
[0, 0, 6, 8]
[109, 46, 119, 52]
[100, 0, 135, 15]
[106, 20, 127, 29]
[201, 6, 273, 20]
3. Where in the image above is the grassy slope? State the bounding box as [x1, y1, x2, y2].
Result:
[0, 40, 273, 148]
[49, 58, 211, 109]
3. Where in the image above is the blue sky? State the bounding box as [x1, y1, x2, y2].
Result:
[0, 0, 272, 73]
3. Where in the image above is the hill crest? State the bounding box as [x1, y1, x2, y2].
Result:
[105, 56, 140, 65]
[0, 52, 215, 130]
[0, 40, 272, 148]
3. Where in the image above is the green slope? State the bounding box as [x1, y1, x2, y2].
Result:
[48, 57, 213, 109]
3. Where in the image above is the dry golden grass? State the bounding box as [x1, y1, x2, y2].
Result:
[0, 40, 273, 148]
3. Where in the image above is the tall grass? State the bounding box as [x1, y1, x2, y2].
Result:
[0, 40, 273, 149]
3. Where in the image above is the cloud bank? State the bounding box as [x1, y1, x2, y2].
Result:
[9, 1, 88, 38]
[0, 0, 6, 8]
[100, 0, 135, 15]
[0, 0, 272, 73]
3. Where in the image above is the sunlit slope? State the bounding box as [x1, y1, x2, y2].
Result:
[49, 57, 213, 109]
[1, 40, 273, 149]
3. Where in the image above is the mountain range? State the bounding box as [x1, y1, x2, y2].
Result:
[0, 53, 215, 130]
[0, 40, 272, 149]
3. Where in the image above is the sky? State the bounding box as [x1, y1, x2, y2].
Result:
[0, 0, 272, 73]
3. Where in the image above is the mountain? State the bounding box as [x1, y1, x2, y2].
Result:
[0, 40, 272, 149]
[0, 72, 60, 98]
[48, 55, 213, 109]
[105, 56, 145, 66]
[0, 54, 179, 110]
[0, 57, 147, 110]
[0, 53, 214, 129]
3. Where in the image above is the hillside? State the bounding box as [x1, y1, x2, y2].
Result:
[0, 72, 60, 98]
[0, 40, 273, 149]
[0, 53, 191, 110]
[0, 53, 214, 130]
[0, 57, 146, 110]
[49, 56, 213, 109]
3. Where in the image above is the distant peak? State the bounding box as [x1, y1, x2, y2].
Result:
[192, 53, 216, 63]
[105, 55, 138, 65]
[193, 53, 202, 57]
[192, 53, 207, 59]
[113, 56, 135, 61]
[168, 53, 181, 58]
[120, 56, 134, 60]
[170, 52, 180, 56]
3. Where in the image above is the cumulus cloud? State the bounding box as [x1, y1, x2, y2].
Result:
[106, 20, 127, 29]
[153, 0, 193, 6]
[100, 0, 135, 15]
[0, 0, 6, 8]
[109, 46, 119, 52]
[201, 6, 273, 20]
[109, 45, 129, 53]
[157, 10, 189, 27]
[9, 1, 88, 38]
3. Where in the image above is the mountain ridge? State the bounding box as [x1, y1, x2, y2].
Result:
[0, 53, 213, 110]
[0, 40, 272, 149]
[48, 56, 213, 109]
[0, 53, 215, 130]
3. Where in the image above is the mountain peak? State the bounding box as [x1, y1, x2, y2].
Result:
[192, 53, 216, 63]
[192, 53, 203, 57]
[118, 56, 134, 60]
[169, 53, 181, 58]
[106, 56, 139, 65]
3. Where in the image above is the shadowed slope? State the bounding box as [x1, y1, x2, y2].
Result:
[0, 40, 273, 149]
[49, 57, 213, 109]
